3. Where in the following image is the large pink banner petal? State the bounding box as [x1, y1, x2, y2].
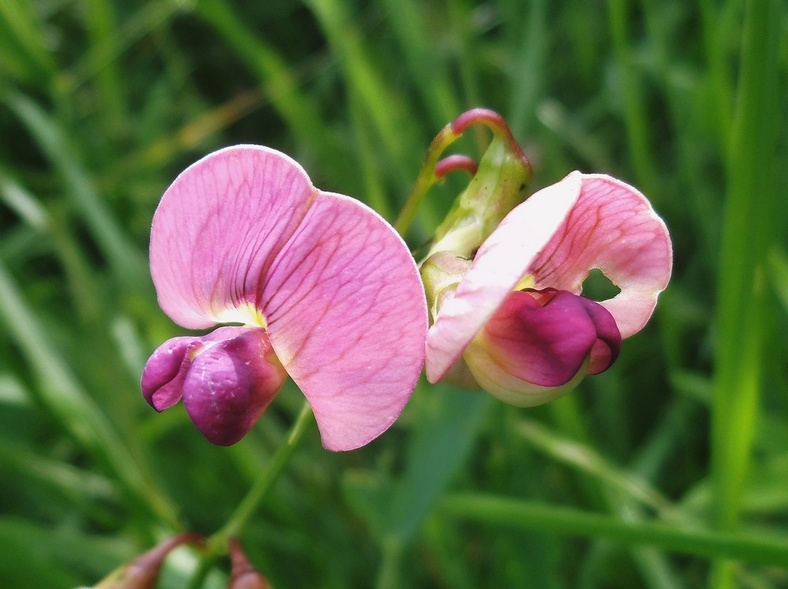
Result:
[263, 192, 428, 451]
[425, 173, 581, 383]
[150, 146, 314, 329]
[529, 174, 672, 337]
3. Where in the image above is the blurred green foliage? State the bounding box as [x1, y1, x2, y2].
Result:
[0, 0, 786, 588]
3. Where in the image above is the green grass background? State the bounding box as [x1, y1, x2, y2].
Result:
[0, 0, 786, 587]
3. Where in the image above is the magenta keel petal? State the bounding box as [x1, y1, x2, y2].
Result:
[577, 295, 622, 375]
[477, 290, 600, 387]
[182, 328, 287, 446]
[463, 290, 621, 406]
[141, 336, 197, 411]
[141, 327, 288, 446]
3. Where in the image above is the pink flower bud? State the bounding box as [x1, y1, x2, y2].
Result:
[88, 533, 203, 589]
[227, 538, 271, 589]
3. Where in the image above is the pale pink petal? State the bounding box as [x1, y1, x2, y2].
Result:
[262, 192, 427, 451]
[529, 173, 672, 338]
[150, 145, 315, 329]
[425, 174, 582, 383]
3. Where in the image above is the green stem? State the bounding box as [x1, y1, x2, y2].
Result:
[373, 536, 405, 589]
[187, 402, 313, 587]
[394, 108, 531, 238]
[393, 123, 460, 236]
[439, 493, 788, 568]
[212, 401, 314, 546]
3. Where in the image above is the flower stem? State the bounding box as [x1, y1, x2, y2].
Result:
[393, 123, 460, 236]
[393, 108, 530, 237]
[213, 401, 314, 545]
[187, 402, 313, 587]
[449, 108, 530, 169]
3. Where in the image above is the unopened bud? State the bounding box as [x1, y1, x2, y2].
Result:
[82, 533, 203, 589]
[228, 538, 272, 589]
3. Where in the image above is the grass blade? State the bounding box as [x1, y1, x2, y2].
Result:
[710, 0, 781, 585]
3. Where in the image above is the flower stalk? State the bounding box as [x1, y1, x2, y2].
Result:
[212, 401, 314, 548]
[393, 107, 532, 239]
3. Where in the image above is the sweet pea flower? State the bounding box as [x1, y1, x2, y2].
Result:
[423, 171, 672, 406]
[141, 145, 427, 450]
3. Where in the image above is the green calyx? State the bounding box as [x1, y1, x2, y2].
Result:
[395, 108, 532, 260]
[420, 251, 471, 322]
[427, 131, 532, 259]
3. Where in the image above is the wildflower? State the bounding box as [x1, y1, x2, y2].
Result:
[142, 146, 427, 450]
[413, 108, 671, 405]
[424, 170, 672, 405]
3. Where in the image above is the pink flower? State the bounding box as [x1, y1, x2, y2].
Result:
[141, 146, 427, 450]
[423, 171, 672, 405]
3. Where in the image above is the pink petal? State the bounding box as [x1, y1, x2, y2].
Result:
[141, 336, 196, 410]
[262, 192, 427, 451]
[462, 289, 621, 405]
[469, 290, 619, 390]
[181, 328, 287, 446]
[148, 145, 427, 449]
[425, 173, 582, 383]
[578, 295, 623, 375]
[150, 146, 315, 329]
[529, 173, 672, 338]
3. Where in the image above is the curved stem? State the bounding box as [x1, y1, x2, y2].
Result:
[213, 401, 314, 545]
[393, 123, 460, 236]
[434, 155, 478, 178]
[393, 108, 530, 237]
[450, 108, 530, 172]
[188, 402, 313, 586]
